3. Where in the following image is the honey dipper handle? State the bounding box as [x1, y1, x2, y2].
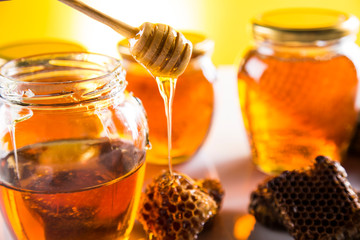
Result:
[58, 0, 139, 38]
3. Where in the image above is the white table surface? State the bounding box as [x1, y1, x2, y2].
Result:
[1, 66, 360, 240]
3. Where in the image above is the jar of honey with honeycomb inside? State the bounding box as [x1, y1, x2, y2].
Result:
[118, 32, 216, 165]
[238, 8, 360, 174]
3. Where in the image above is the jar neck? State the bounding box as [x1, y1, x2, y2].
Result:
[0, 53, 126, 109]
[255, 35, 357, 58]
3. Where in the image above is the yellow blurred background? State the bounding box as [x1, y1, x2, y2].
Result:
[1, 0, 360, 65]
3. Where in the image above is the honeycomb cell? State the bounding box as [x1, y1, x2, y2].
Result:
[249, 156, 360, 239]
[138, 171, 224, 240]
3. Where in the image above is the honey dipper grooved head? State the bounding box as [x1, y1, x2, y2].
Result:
[129, 22, 193, 78]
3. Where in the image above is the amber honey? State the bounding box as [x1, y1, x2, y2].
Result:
[238, 51, 358, 173]
[118, 33, 215, 165]
[0, 138, 145, 240]
[238, 9, 360, 174]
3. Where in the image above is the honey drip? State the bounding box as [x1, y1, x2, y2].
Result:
[7, 107, 33, 181]
[124, 61, 214, 165]
[155, 76, 177, 174]
[8, 123, 20, 179]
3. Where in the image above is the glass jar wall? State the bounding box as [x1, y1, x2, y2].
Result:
[0, 53, 148, 240]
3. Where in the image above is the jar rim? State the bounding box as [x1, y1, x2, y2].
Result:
[252, 8, 360, 45]
[0, 52, 123, 84]
[0, 52, 127, 107]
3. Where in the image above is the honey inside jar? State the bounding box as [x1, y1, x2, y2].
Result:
[238, 8, 360, 174]
[118, 33, 216, 165]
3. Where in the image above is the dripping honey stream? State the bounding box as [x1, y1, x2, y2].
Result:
[155, 76, 177, 175]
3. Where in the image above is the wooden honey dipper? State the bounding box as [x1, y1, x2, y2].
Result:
[58, 0, 193, 78]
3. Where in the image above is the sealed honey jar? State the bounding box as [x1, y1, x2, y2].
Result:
[238, 8, 360, 174]
[118, 32, 216, 165]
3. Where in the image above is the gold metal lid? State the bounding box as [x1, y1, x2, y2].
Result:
[118, 31, 214, 61]
[252, 8, 360, 45]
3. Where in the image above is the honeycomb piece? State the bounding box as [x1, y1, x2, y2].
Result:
[138, 171, 222, 240]
[250, 187, 360, 232]
[249, 156, 360, 240]
[197, 178, 225, 211]
[249, 180, 285, 230]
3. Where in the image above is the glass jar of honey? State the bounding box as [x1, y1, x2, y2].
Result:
[238, 8, 360, 174]
[0, 53, 148, 240]
[118, 32, 216, 165]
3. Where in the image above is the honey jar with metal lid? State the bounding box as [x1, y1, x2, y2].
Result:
[238, 8, 360, 174]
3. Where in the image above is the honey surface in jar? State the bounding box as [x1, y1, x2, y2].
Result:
[0, 138, 145, 240]
[118, 33, 216, 165]
[238, 9, 360, 174]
